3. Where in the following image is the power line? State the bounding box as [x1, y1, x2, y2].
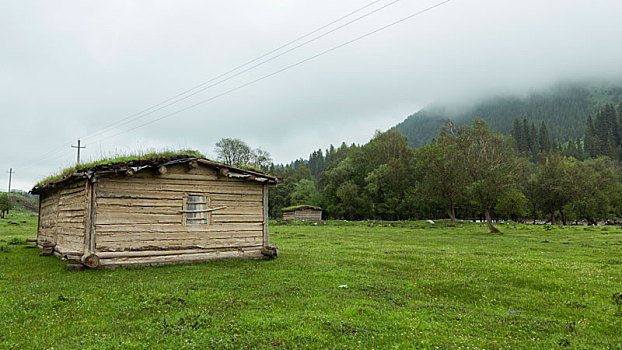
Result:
[92, 0, 453, 145]
[81, 0, 404, 144]
[18, 0, 396, 170]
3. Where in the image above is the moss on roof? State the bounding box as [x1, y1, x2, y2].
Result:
[34, 150, 206, 188]
[281, 204, 322, 211]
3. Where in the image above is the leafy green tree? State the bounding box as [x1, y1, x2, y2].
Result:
[494, 188, 529, 222]
[564, 157, 619, 225]
[413, 132, 467, 226]
[365, 159, 414, 220]
[533, 152, 572, 224]
[290, 179, 321, 207]
[0, 194, 12, 218]
[334, 181, 370, 220]
[455, 119, 525, 233]
[522, 172, 540, 224]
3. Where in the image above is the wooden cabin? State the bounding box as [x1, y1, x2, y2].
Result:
[282, 205, 322, 222]
[31, 157, 278, 268]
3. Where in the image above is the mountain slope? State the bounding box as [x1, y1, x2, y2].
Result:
[394, 82, 622, 147]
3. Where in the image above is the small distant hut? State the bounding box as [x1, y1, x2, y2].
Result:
[281, 205, 322, 222]
[31, 156, 278, 269]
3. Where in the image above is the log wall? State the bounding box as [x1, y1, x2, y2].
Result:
[38, 191, 60, 245]
[283, 208, 322, 221]
[94, 165, 266, 266]
[37, 180, 87, 255]
[55, 181, 87, 254]
[283, 211, 295, 221]
[295, 209, 322, 221]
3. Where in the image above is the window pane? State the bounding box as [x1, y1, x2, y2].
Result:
[186, 195, 208, 225]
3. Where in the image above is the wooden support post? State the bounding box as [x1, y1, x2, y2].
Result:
[89, 182, 97, 254]
[263, 183, 269, 247]
[83, 181, 92, 256]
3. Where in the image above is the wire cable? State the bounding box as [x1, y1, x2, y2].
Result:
[92, 0, 453, 145]
[81, 0, 405, 143]
[15, 0, 392, 171]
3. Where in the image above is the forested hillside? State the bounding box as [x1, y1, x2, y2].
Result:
[269, 103, 622, 227]
[394, 82, 622, 147]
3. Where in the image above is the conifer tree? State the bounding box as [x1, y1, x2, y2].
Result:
[510, 117, 523, 151]
[584, 115, 597, 157]
[576, 137, 584, 160]
[538, 121, 552, 151]
[529, 123, 538, 158]
[565, 139, 578, 159]
[522, 117, 531, 153]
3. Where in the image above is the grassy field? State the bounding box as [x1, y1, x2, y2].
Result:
[0, 214, 621, 349]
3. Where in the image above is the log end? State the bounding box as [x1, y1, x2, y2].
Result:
[81, 253, 100, 268]
[40, 246, 54, 256]
[261, 244, 278, 259]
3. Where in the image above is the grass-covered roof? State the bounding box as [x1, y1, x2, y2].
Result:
[34, 150, 206, 188]
[281, 205, 322, 212]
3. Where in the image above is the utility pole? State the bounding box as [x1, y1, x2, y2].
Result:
[5, 168, 14, 216]
[7, 168, 14, 196]
[72, 139, 86, 166]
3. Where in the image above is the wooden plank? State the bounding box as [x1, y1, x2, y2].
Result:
[98, 206, 180, 215]
[96, 237, 262, 251]
[212, 214, 263, 223]
[98, 182, 263, 195]
[57, 216, 85, 224]
[97, 249, 263, 267]
[57, 211, 85, 218]
[210, 194, 262, 202]
[96, 230, 261, 241]
[263, 183, 269, 247]
[96, 213, 182, 225]
[97, 197, 181, 207]
[95, 222, 262, 232]
[211, 200, 261, 207]
[59, 185, 85, 196]
[98, 177, 262, 189]
[96, 191, 261, 202]
[102, 176, 220, 186]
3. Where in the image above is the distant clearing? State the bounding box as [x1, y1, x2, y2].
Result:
[0, 216, 620, 348]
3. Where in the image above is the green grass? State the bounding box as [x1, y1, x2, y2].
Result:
[34, 149, 206, 187]
[281, 204, 322, 211]
[1, 219, 621, 349]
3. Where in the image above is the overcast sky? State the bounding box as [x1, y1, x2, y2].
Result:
[2, 0, 622, 191]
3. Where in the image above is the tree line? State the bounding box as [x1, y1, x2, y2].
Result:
[269, 102, 622, 232]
